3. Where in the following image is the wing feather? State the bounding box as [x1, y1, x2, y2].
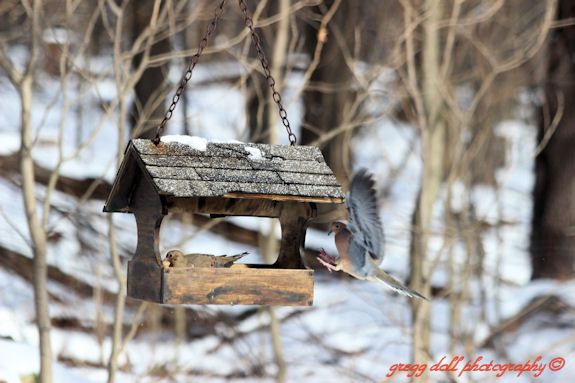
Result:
[346, 236, 369, 278]
[346, 169, 385, 263]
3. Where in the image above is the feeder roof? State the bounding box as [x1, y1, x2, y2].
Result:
[104, 139, 344, 212]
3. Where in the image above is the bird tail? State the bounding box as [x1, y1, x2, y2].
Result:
[370, 269, 428, 300]
[228, 251, 249, 262]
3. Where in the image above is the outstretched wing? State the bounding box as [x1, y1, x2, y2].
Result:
[346, 169, 385, 263]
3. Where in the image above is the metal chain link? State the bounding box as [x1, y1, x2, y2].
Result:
[153, 0, 296, 146]
[238, 0, 296, 145]
[152, 0, 227, 145]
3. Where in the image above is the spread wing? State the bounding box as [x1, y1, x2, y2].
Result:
[346, 169, 385, 263]
[345, 236, 372, 279]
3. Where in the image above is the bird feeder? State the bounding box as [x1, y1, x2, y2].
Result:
[103, 138, 344, 306]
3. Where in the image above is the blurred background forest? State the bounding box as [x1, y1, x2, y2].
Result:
[0, 0, 575, 382]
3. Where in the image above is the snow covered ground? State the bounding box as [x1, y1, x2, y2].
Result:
[0, 51, 574, 382]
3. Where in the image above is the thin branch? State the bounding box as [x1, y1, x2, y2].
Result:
[534, 90, 564, 157]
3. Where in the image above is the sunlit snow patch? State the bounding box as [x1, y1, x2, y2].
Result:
[244, 146, 264, 160]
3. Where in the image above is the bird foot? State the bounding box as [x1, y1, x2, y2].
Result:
[316, 248, 338, 273]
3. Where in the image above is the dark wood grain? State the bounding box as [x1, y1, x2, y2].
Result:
[127, 176, 165, 302]
[162, 266, 314, 306]
[224, 192, 343, 204]
[169, 196, 281, 217]
[276, 202, 314, 269]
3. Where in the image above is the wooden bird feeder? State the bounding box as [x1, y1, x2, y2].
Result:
[103, 138, 344, 306]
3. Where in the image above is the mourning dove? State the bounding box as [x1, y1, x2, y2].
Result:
[164, 250, 248, 268]
[316, 169, 428, 300]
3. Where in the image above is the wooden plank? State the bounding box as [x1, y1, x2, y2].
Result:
[249, 158, 333, 174]
[104, 147, 140, 212]
[169, 197, 282, 217]
[133, 139, 209, 157]
[269, 144, 324, 161]
[162, 266, 314, 306]
[140, 154, 335, 175]
[295, 184, 346, 198]
[140, 155, 254, 170]
[154, 179, 343, 199]
[147, 166, 201, 180]
[277, 171, 339, 186]
[132, 139, 324, 162]
[195, 168, 283, 184]
[146, 166, 340, 187]
[126, 177, 165, 302]
[275, 202, 313, 268]
[224, 192, 344, 204]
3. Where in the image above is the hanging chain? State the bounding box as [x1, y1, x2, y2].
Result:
[153, 0, 296, 146]
[238, 0, 296, 145]
[152, 0, 227, 145]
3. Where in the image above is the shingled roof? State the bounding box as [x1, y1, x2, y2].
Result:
[104, 138, 344, 212]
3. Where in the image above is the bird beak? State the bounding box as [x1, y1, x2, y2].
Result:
[327, 230, 332, 236]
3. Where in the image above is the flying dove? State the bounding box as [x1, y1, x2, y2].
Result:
[316, 169, 428, 300]
[164, 250, 248, 268]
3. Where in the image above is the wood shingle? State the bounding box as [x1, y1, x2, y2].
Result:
[105, 138, 344, 212]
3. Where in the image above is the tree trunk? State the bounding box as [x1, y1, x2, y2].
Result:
[108, 41, 130, 383]
[409, 1, 445, 381]
[106, 216, 126, 383]
[12, 1, 54, 382]
[259, 219, 287, 383]
[531, 0, 575, 279]
[301, 1, 357, 182]
[130, 0, 171, 139]
[21, 73, 53, 383]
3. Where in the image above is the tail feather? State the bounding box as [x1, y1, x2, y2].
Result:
[370, 269, 429, 300]
[227, 251, 249, 263]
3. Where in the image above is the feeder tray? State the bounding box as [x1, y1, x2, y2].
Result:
[103, 139, 344, 306]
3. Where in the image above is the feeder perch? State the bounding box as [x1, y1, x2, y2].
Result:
[103, 139, 344, 306]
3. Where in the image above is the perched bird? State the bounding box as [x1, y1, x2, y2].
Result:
[316, 169, 428, 300]
[164, 250, 248, 268]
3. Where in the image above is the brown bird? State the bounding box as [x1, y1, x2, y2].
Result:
[164, 249, 248, 268]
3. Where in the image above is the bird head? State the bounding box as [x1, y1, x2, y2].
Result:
[328, 220, 347, 236]
[164, 250, 183, 267]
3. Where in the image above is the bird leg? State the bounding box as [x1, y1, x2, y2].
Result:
[316, 248, 338, 273]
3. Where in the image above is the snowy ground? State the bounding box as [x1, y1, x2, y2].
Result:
[0, 51, 574, 382]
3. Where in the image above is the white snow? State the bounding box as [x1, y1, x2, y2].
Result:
[0, 132, 20, 155]
[244, 146, 264, 160]
[0, 339, 96, 383]
[42, 27, 71, 44]
[210, 138, 243, 144]
[161, 135, 208, 151]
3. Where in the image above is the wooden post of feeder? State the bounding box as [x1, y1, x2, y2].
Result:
[276, 202, 314, 268]
[127, 177, 165, 302]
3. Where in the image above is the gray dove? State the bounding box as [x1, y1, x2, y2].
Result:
[164, 250, 248, 268]
[317, 169, 428, 300]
